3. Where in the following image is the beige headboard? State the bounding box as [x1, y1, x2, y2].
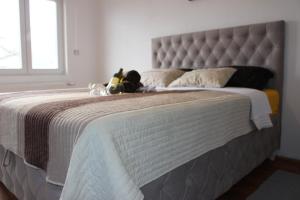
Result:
[152, 21, 285, 95]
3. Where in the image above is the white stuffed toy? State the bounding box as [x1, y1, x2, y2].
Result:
[88, 83, 109, 96]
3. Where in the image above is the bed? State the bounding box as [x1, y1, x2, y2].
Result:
[0, 20, 284, 200]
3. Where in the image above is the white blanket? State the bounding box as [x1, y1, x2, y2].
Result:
[60, 92, 254, 200]
[157, 87, 273, 130]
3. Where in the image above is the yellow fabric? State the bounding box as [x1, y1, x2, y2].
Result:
[264, 89, 280, 114]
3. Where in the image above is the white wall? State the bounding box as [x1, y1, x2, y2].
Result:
[98, 0, 300, 159]
[64, 0, 101, 87]
[0, 0, 100, 92]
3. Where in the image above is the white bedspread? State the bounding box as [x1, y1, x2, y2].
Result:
[0, 89, 270, 200]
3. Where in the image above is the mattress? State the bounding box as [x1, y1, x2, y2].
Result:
[141, 116, 280, 200]
[0, 116, 280, 200]
[0, 88, 272, 199]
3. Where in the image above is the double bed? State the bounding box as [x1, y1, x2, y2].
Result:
[0, 20, 284, 200]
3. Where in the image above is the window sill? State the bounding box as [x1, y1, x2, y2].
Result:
[0, 74, 77, 93]
[0, 73, 69, 82]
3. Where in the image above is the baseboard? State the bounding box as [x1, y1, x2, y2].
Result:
[276, 156, 300, 164]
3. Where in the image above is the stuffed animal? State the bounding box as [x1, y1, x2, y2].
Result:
[122, 70, 143, 93]
[104, 70, 143, 93]
[89, 83, 109, 96]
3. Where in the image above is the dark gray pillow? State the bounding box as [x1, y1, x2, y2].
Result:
[225, 66, 274, 90]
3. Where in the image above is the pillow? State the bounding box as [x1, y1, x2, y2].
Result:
[169, 68, 236, 88]
[179, 68, 194, 72]
[264, 89, 280, 114]
[140, 69, 185, 87]
[225, 66, 274, 90]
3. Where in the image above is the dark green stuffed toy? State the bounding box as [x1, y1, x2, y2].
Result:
[105, 70, 143, 93]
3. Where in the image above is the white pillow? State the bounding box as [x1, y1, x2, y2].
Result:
[169, 68, 236, 88]
[141, 69, 185, 87]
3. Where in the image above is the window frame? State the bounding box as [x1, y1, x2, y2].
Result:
[0, 0, 65, 75]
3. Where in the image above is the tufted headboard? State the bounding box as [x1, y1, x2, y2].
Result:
[152, 21, 285, 94]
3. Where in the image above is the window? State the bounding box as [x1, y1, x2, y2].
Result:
[0, 0, 22, 70]
[0, 0, 64, 74]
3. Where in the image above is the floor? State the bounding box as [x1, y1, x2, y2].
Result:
[0, 182, 17, 200]
[218, 156, 300, 200]
[0, 157, 299, 200]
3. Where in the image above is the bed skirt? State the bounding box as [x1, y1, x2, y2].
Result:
[0, 116, 280, 200]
